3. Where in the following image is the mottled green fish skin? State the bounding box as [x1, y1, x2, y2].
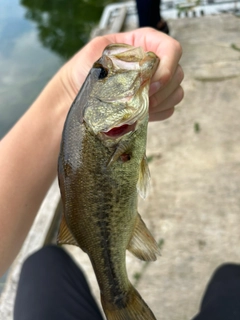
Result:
[58, 44, 159, 320]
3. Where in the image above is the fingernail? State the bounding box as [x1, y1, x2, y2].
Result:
[149, 81, 161, 96]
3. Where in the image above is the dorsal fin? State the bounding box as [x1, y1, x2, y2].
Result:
[57, 214, 79, 247]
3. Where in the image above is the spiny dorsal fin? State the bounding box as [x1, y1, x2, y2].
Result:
[137, 154, 150, 199]
[127, 213, 160, 261]
[57, 214, 79, 247]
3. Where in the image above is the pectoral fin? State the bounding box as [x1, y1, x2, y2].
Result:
[57, 214, 79, 247]
[137, 154, 150, 199]
[127, 213, 160, 261]
[107, 132, 133, 166]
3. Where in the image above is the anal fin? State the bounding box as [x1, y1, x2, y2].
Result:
[57, 214, 79, 247]
[127, 213, 160, 261]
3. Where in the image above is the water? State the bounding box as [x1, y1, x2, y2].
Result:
[0, 0, 116, 138]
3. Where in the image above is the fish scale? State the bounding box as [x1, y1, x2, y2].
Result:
[57, 43, 160, 320]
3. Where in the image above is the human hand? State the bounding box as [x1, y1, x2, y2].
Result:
[59, 27, 184, 122]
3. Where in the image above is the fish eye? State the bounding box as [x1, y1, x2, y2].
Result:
[98, 67, 108, 79]
[93, 62, 108, 80]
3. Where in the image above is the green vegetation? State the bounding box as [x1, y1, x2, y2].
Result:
[147, 154, 161, 163]
[147, 155, 154, 163]
[231, 43, 240, 52]
[194, 122, 201, 133]
[158, 238, 165, 250]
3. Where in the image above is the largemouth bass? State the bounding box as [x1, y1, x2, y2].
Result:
[57, 43, 160, 320]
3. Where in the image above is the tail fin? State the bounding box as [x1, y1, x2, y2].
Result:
[101, 285, 157, 320]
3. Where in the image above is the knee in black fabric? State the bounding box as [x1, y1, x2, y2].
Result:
[14, 245, 104, 320]
[22, 245, 70, 271]
[193, 264, 240, 320]
[210, 263, 240, 282]
[17, 245, 91, 298]
[201, 263, 240, 308]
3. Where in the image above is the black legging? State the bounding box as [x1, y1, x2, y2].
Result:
[14, 246, 103, 320]
[193, 263, 240, 320]
[14, 245, 240, 320]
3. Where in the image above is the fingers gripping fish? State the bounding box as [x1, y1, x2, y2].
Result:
[57, 44, 160, 320]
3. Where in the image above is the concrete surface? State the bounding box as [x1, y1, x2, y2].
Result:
[66, 13, 240, 320]
[1, 12, 239, 320]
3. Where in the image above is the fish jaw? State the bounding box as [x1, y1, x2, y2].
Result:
[83, 44, 159, 136]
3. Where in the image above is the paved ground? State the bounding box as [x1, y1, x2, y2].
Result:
[66, 13, 240, 320]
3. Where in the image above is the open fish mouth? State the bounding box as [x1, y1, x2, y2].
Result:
[103, 122, 137, 139]
[83, 44, 159, 143]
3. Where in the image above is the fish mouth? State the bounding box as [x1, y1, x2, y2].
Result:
[103, 122, 137, 139]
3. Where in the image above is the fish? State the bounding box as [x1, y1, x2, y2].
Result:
[57, 43, 160, 320]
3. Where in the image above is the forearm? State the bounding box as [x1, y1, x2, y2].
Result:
[0, 40, 99, 275]
[0, 73, 72, 276]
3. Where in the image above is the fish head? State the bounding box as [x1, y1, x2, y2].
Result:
[83, 44, 159, 144]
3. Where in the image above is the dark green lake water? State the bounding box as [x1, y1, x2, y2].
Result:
[0, 0, 117, 138]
